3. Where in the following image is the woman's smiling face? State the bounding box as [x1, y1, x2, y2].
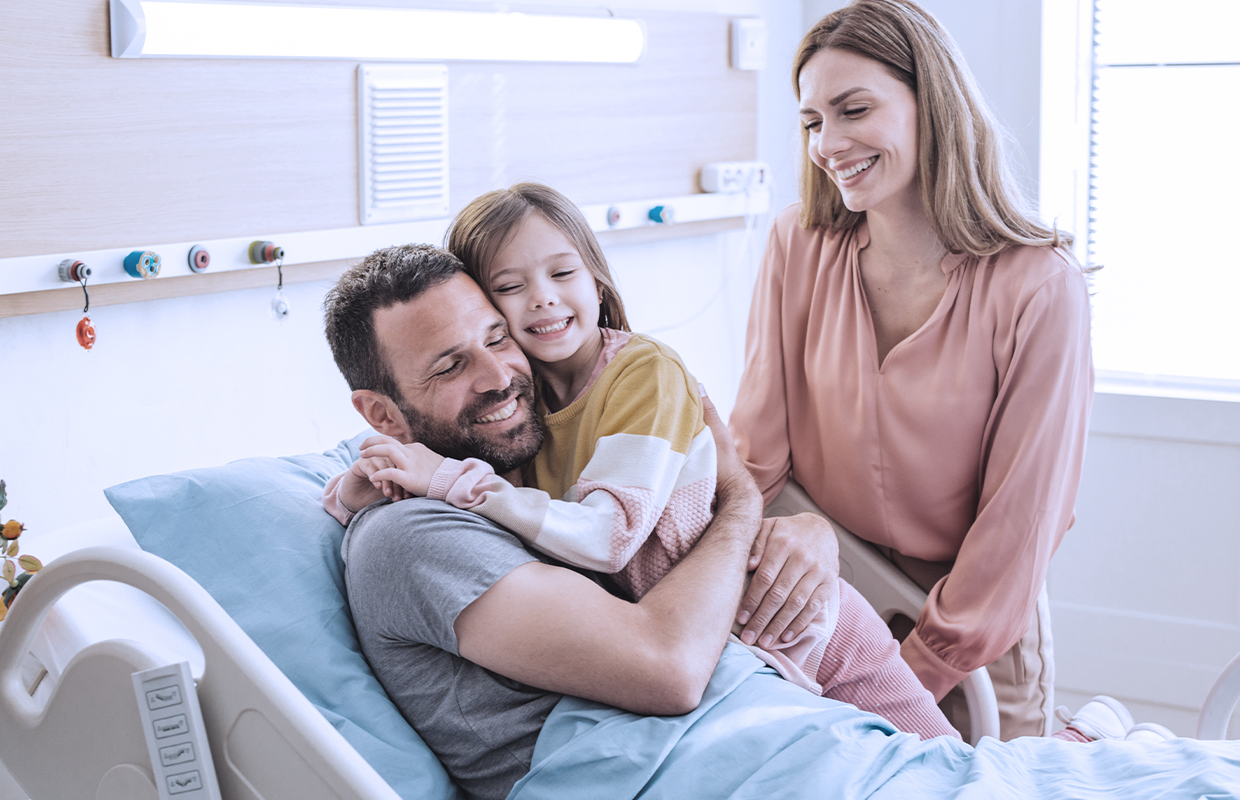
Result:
[798, 47, 920, 217]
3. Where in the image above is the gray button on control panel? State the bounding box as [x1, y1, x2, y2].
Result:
[153, 714, 189, 739]
[166, 770, 203, 795]
[159, 743, 195, 767]
[146, 685, 183, 710]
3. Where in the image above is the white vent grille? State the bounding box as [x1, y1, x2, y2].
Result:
[359, 64, 449, 225]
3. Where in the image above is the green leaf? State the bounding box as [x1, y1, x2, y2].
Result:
[0, 479, 7, 512]
[6, 541, 16, 557]
[2, 560, 13, 586]
[17, 555, 40, 572]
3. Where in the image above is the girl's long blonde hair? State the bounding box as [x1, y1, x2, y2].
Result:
[446, 182, 631, 332]
[795, 0, 1067, 256]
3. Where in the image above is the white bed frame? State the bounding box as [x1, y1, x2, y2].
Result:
[1, 511, 1237, 800]
[0, 515, 400, 800]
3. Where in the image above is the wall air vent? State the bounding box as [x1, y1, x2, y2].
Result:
[358, 64, 449, 225]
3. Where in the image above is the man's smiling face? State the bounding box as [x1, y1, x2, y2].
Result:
[374, 272, 542, 473]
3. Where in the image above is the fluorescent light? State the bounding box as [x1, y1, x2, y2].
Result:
[110, 0, 646, 63]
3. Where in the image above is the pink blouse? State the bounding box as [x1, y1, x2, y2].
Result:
[730, 205, 1094, 700]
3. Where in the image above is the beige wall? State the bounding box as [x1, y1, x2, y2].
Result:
[0, 0, 756, 259]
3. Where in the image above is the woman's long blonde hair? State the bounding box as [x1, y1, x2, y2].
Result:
[794, 0, 1067, 256]
[446, 182, 630, 332]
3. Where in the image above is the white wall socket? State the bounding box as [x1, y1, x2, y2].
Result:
[699, 161, 771, 193]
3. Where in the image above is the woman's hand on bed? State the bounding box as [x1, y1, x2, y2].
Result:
[360, 436, 446, 498]
[736, 513, 840, 648]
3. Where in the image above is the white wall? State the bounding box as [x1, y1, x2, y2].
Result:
[1052, 389, 1240, 737]
[0, 279, 360, 532]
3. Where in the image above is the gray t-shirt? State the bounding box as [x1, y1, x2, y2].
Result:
[343, 498, 563, 800]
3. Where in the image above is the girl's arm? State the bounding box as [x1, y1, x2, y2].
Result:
[322, 471, 359, 526]
[415, 341, 715, 595]
[322, 445, 407, 526]
[902, 260, 1094, 700]
[323, 435, 431, 526]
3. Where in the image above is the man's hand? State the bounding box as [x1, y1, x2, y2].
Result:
[361, 435, 447, 498]
[700, 385, 762, 525]
[736, 513, 839, 648]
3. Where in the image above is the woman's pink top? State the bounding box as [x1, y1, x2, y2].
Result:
[730, 205, 1094, 700]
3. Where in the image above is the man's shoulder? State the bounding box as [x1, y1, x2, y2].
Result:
[345, 497, 536, 567]
[343, 497, 544, 651]
[353, 495, 511, 531]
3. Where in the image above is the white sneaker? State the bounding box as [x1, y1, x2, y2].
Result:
[1124, 722, 1176, 742]
[1054, 695, 1135, 741]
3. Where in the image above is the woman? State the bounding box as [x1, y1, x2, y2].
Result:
[729, 0, 1093, 741]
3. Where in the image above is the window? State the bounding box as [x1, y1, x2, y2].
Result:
[1041, 0, 1240, 390]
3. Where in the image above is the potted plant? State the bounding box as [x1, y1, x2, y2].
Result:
[0, 481, 42, 622]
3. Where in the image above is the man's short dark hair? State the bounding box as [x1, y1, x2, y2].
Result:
[323, 243, 464, 398]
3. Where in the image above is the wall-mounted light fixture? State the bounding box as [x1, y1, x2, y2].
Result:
[109, 0, 646, 63]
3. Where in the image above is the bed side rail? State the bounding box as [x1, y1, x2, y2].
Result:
[1198, 650, 1240, 739]
[0, 545, 400, 800]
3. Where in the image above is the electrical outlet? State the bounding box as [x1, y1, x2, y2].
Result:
[699, 161, 771, 194]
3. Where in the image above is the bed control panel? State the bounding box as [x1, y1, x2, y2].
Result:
[132, 662, 223, 800]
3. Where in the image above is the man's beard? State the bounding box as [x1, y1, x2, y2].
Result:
[396, 372, 542, 474]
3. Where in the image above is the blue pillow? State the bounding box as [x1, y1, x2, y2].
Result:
[104, 433, 460, 800]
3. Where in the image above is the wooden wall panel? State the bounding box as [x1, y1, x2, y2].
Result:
[0, 1, 755, 258]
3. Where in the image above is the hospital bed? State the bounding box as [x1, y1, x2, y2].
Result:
[1, 437, 1238, 800]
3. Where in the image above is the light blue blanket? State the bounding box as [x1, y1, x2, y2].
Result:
[509, 644, 1240, 799]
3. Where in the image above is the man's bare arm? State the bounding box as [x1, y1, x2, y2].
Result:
[454, 392, 762, 716]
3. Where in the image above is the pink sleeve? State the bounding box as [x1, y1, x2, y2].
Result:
[903, 266, 1094, 699]
[426, 458, 501, 508]
[729, 218, 794, 504]
[322, 471, 356, 527]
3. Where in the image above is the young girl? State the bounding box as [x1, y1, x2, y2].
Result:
[324, 182, 963, 740]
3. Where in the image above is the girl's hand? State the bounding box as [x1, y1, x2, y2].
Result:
[340, 444, 406, 507]
[351, 454, 408, 502]
[736, 513, 840, 649]
[360, 437, 447, 498]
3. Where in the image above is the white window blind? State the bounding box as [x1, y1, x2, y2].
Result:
[1087, 0, 1240, 385]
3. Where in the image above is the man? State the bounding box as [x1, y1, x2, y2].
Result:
[323, 243, 777, 799]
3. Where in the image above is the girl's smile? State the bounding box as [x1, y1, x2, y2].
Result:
[527, 315, 575, 337]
